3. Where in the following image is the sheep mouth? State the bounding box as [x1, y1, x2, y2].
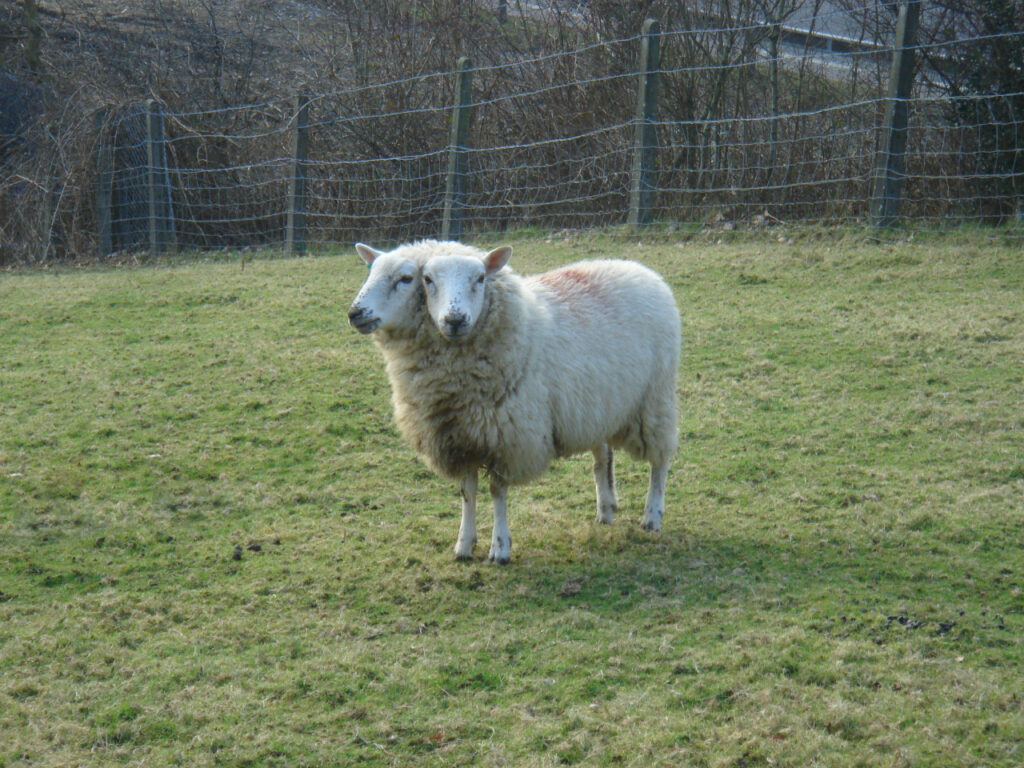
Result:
[439, 325, 473, 341]
[350, 316, 381, 334]
[438, 315, 474, 340]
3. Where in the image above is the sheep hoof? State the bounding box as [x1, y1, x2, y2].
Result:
[488, 537, 511, 564]
[640, 513, 663, 532]
[453, 538, 476, 561]
[596, 503, 617, 525]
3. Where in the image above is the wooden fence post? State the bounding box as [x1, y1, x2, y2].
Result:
[94, 109, 113, 258]
[286, 94, 310, 256]
[145, 99, 173, 254]
[22, 0, 42, 72]
[628, 19, 661, 231]
[442, 57, 474, 241]
[871, 1, 921, 228]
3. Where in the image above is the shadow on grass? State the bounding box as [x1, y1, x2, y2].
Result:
[429, 516, 1016, 650]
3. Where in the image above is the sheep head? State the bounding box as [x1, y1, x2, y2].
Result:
[347, 243, 423, 335]
[422, 245, 512, 340]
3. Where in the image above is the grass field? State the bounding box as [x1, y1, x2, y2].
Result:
[1, 231, 1022, 767]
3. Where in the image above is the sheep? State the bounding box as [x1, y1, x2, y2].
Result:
[348, 240, 680, 564]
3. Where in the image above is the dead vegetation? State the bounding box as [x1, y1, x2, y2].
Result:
[1, 1, 1020, 262]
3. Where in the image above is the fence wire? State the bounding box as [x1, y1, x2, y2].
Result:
[2, 9, 1022, 262]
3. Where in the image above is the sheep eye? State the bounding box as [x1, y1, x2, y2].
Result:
[397, 275, 413, 285]
[476, 275, 485, 285]
[423, 275, 434, 286]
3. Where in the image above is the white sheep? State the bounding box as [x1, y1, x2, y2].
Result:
[348, 240, 680, 563]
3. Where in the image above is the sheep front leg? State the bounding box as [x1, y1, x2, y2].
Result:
[593, 443, 617, 524]
[488, 477, 511, 564]
[454, 471, 478, 560]
[640, 461, 669, 532]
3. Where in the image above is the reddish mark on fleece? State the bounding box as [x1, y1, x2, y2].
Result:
[535, 268, 603, 309]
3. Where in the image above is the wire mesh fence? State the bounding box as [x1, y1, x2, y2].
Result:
[2, 3, 1022, 263]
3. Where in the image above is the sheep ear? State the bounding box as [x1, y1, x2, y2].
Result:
[355, 242, 383, 266]
[484, 246, 512, 274]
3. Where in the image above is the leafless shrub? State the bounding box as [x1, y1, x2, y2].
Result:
[0, 1, 1020, 263]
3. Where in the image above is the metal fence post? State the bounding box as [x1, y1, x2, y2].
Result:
[145, 99, 173, 254]
[94, 109, 113, 258]
[442, 57, 474, 241]
[628, 19, 661, 231]
[871, 1, 921, 228]
[286, 94, 310, 256]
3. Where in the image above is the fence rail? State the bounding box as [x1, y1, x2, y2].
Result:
[2, 4, 1022, 262]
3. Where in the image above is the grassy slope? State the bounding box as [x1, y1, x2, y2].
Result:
[0, 232, 1021, 767]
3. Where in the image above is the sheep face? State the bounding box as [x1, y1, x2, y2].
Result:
[422, 246, 511, 340]
[347, 243, 422, 335]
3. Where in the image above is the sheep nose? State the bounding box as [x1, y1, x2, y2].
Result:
[348, 305, 380, 334]
[443, 312, 468, 335]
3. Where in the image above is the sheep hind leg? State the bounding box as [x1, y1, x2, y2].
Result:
[487, 477, 511, 565]
[454, 471, 478, 560]
[593, 443, 617, 524]
[640, 460, 668, 532]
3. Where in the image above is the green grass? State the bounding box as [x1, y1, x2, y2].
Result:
[1, 230, 1022, 767]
